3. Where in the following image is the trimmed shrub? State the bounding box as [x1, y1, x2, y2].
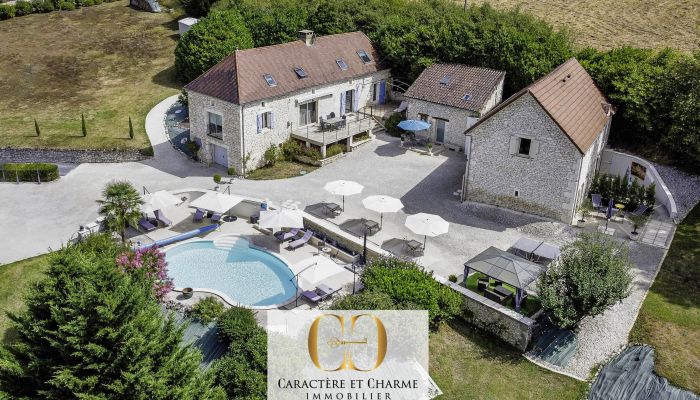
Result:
[128, 116, 134, 139]
[81, 113, 87, 137]
[227, 167, 236, 176]
[1, 163, 59, 182]
[14, 1, 33, 15]
[384, 113, 404, 137]
[325, 143, 344, 158]
[213, 174, 222, 184]
[0, 3, 16, 19]
[58, 0, 76, 10]
[189, 297, 225, 323]
[31, 0, 54, 12]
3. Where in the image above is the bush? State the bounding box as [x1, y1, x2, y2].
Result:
[325, 143, 344, 158]
[31, 0, 54, 12]
[448, 274, 458, 283]
[227, 167, 236, 176]
[175, 10, 254, 83]
[538, 232, 633, 329]
[189, 297, 225, 323]
[362, 257, 462, 328]
[13, 0, 32, 15]
[384, 113, 404, 137]
[217, 307, 259, 344]
[58, 0, 76, 10]
[213, 174, 221, 184]
[1, 163, 59, 182]
[280, 138, 302, 161]
[178, 88, 189, 107]
[645, 183, 656, 208]
[213, 329, 266, 399]
[261, 143, 278, 167]
[331, 290, 398, 310]
[0, 3, 16, 19]
[181, 0, 215, 17]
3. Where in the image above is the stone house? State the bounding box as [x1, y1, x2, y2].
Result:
[403, 64, 505, 151]
[463, 58, 614, 224]
[185, 30, 391, 173]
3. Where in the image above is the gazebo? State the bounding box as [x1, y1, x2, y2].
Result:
[463, 246, 544, 312]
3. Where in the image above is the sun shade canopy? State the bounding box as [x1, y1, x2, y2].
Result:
[464, 246, 544, 289]
[189, 192, 244, 214]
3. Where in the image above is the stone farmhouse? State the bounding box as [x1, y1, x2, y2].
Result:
[185, 30, 391, 173]
[403, 64, 505, 151]
[462, 58, 614, 224]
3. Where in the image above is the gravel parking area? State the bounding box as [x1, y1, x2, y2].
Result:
[653, 163, 700, 221]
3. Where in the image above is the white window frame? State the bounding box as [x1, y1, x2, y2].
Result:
[206, 111, 223, 139]
[509, 135, 539, 158]
[261, 111, 272, 130]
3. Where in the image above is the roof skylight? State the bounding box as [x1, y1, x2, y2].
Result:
[357, 50, 372, 64]
[263, 73, 277, 87]
[336, 58, 348, 71]
[294, 67, 308, 79]
[439, 75, 451, 85]
[462, 94, 472, 101]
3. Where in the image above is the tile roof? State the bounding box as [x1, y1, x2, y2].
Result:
[185, 31, 386, 105]
[466, 58, 612, 153]
[403, 64, 505, 112]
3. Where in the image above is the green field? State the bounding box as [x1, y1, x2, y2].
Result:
[0, 255, 48, 344]
[0, 1, 181, 150]
[629, 204, 700, 393]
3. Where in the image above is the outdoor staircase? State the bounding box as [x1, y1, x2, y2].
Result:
[212, 235, 245, 250]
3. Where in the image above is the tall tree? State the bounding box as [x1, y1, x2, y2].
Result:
[97, 181, 143, 243]
[0, 235, 224, 399]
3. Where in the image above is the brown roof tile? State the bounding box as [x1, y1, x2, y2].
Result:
[185, 31, 387, 105]
[466, 58, 611, 153]
[403, 64, 505, 112]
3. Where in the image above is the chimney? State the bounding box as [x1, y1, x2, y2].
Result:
[298, 29, 315, 46]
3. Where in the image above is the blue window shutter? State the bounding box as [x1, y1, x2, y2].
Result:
[339, 94, 346, 116]
[256, 114, 262, 133]
[270, 112, 275, 129]
[378, 80, 386, 105]
[353, 84, 360, 112]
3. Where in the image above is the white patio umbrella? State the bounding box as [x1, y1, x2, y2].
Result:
[141, 190, 181, 213]
[259, 208, 304, 231]
[189, 191, 244, 214]
[291, 256, 346, 290]
[362, 195, 404, 228]
[323, 180, 364, 211]
[404, 213, 449, 250]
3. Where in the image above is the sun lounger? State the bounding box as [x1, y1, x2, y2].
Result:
[316, 283, 340, 299]
[629, 204, 649, 216]
[301, 290, 322, 303]
[591, 194, 602, 211]
[193, 208, 205, 222]
[288, 230, 313, 250]
[154, 210, 172, 226]
[138, 218, 156, 232]
[276, 228, 300, 242]
[211, 213, 222, 223]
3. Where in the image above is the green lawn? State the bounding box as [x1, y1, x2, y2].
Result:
[629, 204, 700, 393]
[0, 255, 49, 344]
[246, 161, 318, 180]
[464, 272, 542, 317]
[430, 319, 588, 399]
[0, 1, 182, 150]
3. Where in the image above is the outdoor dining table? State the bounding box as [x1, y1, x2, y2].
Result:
[324, 202, 341, 215]
[362, 219, 380, 234]
[323, 117, 345, 130]
[493, 285, 513, 298]
[406, 239, 424, 255]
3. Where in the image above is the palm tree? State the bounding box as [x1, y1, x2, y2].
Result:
[97, 181, 143, 243]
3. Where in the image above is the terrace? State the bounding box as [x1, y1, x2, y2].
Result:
[290, 112, 379, 157]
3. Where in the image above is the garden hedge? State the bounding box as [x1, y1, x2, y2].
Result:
[0, 0, 119, 20]
[1, 162, 59, 182]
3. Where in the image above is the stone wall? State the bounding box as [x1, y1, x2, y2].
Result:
[0, 147, 151, 164]
[465, 93, 585, 223]
[187, 92, 243, 171]
[437, 276, 537, 351]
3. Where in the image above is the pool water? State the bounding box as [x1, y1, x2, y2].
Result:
[165, 239, 297, 307]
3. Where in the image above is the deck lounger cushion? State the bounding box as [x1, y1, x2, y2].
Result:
[211, 213, 222, 222]
[302, 290, 322, 303]
[193, 208, 205, 222]
[629, 204, 649, 216]
[276, 228, 300, 242]
[138, 218, 156, 232]
[316, 283, 340, 299]
[288, 230, 313, 249]
[154, 210, 172, 226]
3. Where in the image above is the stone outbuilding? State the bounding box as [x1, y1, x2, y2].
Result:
[463, 58, 614, 224]
[403, 64, 505, 151]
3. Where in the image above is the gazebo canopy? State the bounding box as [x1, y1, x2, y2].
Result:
[464, 246, 544, 289]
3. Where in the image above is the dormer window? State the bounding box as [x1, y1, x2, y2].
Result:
[336, 58, 348, 71]
[357, 50, 372, 64]
[462, 94, 471, 101]
[263, 74, 277, 87]
[294, 67, 308, 79]
[439, 75, 451, 85]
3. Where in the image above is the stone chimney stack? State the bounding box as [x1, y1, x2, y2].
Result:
[298, 30, 315, 46]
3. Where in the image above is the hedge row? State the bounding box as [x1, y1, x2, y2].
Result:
[0, 0, 120, 20]
[1, 162, 59, 182]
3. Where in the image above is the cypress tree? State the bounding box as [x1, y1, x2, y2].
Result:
[0, 235, 223, 399]
[81, 113, 87, 137]
[34, 119, 40, 137]
[129, 116, 134, 139]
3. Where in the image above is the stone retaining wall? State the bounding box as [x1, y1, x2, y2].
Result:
[0, 147, 152, 164]
[437, 276, 538, 351]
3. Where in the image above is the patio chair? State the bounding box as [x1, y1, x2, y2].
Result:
[193, 208, 205, 223]
[628, 204, 649, 216]
[316, 283, 340, 300]
[138, 218, 156, 232]
[328, 112, 336, 119]
[288, 230, 313, 250]
[154, 210, 172, 226]
[591, 194, 602, 212]
[477, 277, 489, 291]
[211, 213, 222, 223]
[301, 290, 322, 303]
[484, 288, 506, 305]
[276, 228, 300, 242]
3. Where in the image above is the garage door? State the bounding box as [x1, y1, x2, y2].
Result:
[212, 144, 228, 167]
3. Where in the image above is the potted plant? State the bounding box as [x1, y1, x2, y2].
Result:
[182, 287, 193, 299]
[628, 213, 648, 241]
[213, 174, 221, 184]
[400, 135, 405, 147]
[576, 198, 594, 227]
[427, 142, 433, 156]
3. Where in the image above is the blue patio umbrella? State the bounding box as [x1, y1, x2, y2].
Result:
[397, 119, 431, 131]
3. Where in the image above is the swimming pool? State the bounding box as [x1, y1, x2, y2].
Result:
[165, 238, 297, 308]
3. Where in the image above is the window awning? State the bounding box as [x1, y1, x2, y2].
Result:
[295, 90, 334, 104]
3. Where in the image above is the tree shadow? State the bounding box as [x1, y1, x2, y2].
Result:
[151, 65, 181, 90]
